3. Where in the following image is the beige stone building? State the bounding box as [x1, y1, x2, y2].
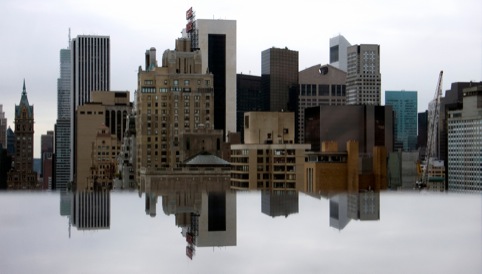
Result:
[75, 91, 131, 190]
[88, 125, 119, 190]
[230, 112, 310, 191]
[135, 39, 222, 180]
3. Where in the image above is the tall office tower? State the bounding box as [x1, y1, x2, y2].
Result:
[346, 44, 381, 105]
[417, 111, 428, 150]
[41, 131, 54, 189]
[298, 64, 346, 143]
[385, 91, 418, 151]
[55, 46, 71, 190]
[186, 17, 236, 139]
[261, 47, 299, 112]
[136, 39, 220, 180]
[7, 81, 38, 189]
[236, 74, 261, 142]
[447, 85, 482, 193]
[70, 35, 110, 183]
[329, 35, 351, 72]
[0, 104, 6, 148]
[439, 81, 482, 184]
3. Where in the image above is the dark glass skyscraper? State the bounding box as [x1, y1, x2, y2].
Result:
[261, 47, 299, 112]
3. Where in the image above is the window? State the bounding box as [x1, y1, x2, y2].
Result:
[184, 80, 190, 85]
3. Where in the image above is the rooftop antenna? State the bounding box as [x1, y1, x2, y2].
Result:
[68, 28, 71, 47]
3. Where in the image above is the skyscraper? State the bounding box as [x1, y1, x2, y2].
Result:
[236, 74, 261, 142]
[41, 130, 54, 189]
[261, 47, 299, 112]
[7, 81, 38, 189]
[447, 85, 482, 193]
[346, 44, 381, 105]
[55, 45, 71, 190]
[385, 91, 418, 151]
[70, 35, 110, 183]
[329, 35, 351, 72]
[187, 18, 236, 139]
[0, 104, 6, 149]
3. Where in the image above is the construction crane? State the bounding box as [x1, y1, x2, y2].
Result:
[418, 70, 443, 188]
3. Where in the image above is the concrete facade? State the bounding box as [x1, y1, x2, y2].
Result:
[194, 19, 237, 138]
[447, 85, 482, 193]
[329, 35, 351, 72]
[304, 104, 393, 153]
[298, 64, 346, 143]
[243, 111, 295, 145]
[346, 44, 381, 106]
[136, 39, 219, 181]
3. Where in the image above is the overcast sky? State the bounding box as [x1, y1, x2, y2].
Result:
[0, 0, 480, 157]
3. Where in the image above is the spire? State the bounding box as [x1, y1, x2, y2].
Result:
[22, 79, 26, 95]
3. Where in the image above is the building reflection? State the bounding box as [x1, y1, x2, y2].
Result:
[142, 179, 236, 260]
[59, 191, 111, 236]
[261, 190, 298, 218]
[329, 190, 380, 230]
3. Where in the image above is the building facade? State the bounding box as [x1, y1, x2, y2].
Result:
[447, 85, 482, 193]
[231, 112, 310, 191]
[0, 104, 6, 149]
[75, 91, 131, 191]
[41, 130, 54, 189]
[346, 44, 381, 105]
[236, 74, 262, 142]
[329, 35, 351, 72]
[70, 35, 110, 184]
[298, 64, 346, 143]
[304, 104, 393, 153]
[136, 39, 219, 181]
[55, 46, 71, 190]
[187, 19, 237, 138]
[261, 47, 299, 112]
[385, 91, 418, 151]
[7, 81, 38, 189]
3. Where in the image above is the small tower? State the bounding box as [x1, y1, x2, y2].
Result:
[7, 80, 38, 189]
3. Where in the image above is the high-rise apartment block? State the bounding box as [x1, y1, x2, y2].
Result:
[231, 112, 310, 191]
[329, 35, 351, 72]
[136, 39, 221, 180]
[298, 64, 346, 143]
[186, 18, 237, 138]
[447, 85, 482, 193]
[261, 47, 299, 112]
[7, 81, 38, 189]
[346, 44, 381, 105]
[55, 46, 71, 190]
[70, 35, 110, 184]
[385, 91, 418, 151]
[0, 104, 6, 149]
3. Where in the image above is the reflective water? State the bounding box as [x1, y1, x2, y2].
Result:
[0, 189, 480, 274]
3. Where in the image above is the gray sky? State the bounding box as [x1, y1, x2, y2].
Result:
[0, 0, 480, 158]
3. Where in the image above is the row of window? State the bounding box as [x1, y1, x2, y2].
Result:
[144, 79, 210, 86]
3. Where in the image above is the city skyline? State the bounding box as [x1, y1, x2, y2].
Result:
[0, 0, 480, 158]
